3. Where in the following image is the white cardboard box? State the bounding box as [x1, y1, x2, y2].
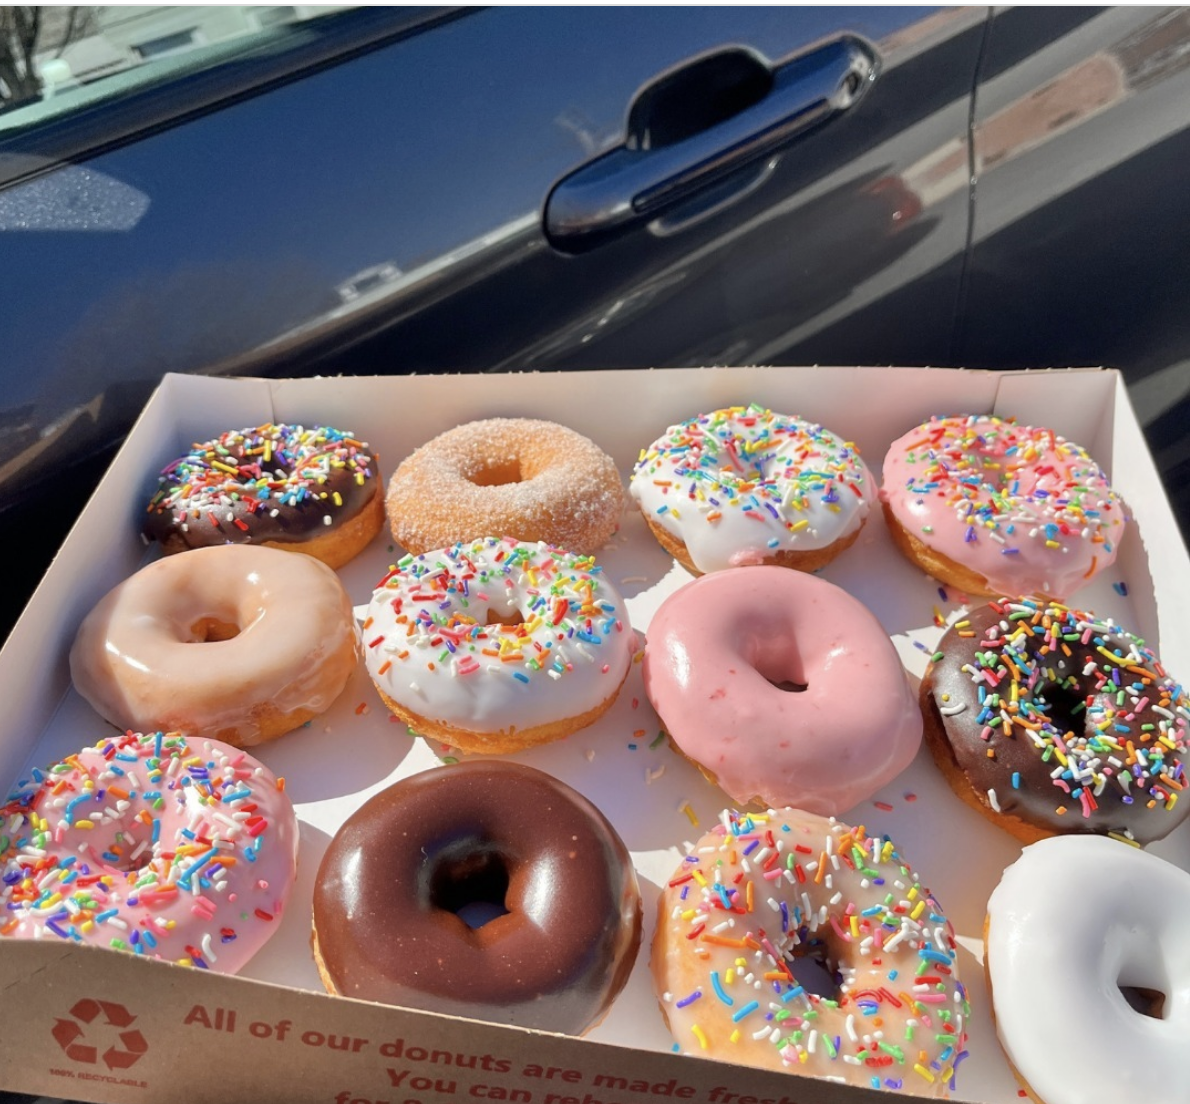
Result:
[2, 367, 1188, 1104]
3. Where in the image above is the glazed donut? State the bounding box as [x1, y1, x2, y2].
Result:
[143, 423, 383, 568]
[642, 567, 921, 813]
[986, 835, 1190, 1104]
[653, 808, 968, 1096]
[629, 406, 875, 574]
[921, 597, 1190, 844]
[881, 414, 1126, 599]
[312, 761, 641, 1034]
[70, 545, 358, 747]
[362, 537, 635, 754]
[0, 729, 298, 971]
[386, 418, 622, 556]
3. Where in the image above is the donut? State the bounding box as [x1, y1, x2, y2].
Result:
[386, 418, 622, 556]
[642, 567, 921, 813]
[653, 808, 968, 1095]
[629, 406, 875, 574]
[881, 414, 1126, 599]
[312, 761, 641, 1034]
[70, 545, 359, 747]
[986, 835, 1189, 1104]
[921, 597, 1190, 844]
[143, 423, 383, 568]
[362, 537, 635, 754]
[0, 729, 298, 971]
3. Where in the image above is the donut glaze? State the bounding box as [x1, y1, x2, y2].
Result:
[881, 415, 1126, 599]
[922, 598, 1190, 843]
[386, 418, 622, 556]
[70, 545, 358, 747]
[987, 836, 1190, 1104]
[0, 730, 298, 972]
[643, 567, 921, 813]
[630, 406, 874, 574]
[362, 537, 635, 754]
[312, 762, 641, 1034]
[144, 423, 382, 568]
[653, 809, 968, 1096]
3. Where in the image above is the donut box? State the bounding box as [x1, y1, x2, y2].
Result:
[2, 366, 1187, 1104]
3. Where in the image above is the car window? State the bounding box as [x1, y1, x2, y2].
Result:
[0, 5, 351, 137]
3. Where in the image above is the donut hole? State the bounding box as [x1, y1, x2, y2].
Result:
[768, 679, 809, 693]
[467, 459, 524, 487]
[1119, 982, 1168, 1020]
[751, 642, 808, 694]
[785, 938, 842, 1000]
[429, 845, 511, 929]
[485, 607, 526, 628]
[92, 827, 154, 873]
[1037, 680, 1089, 736]
[187, 616, 242, 643]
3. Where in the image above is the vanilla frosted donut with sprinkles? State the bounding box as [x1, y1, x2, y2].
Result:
[881, 415, 1126, 599]
[362, 537, 635, 754]
[144, 423, 383, 568]
[0, 730, 298, 972]
[630, 406, 875, 574]
[652, 809, 968, 1096]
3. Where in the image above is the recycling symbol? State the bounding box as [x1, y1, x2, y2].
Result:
[52, 998, 149, 1069]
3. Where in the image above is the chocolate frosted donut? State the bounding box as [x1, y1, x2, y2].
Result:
[312, 762, 642, 1034]
[144, 423, 383, 568]
[922, 597, 1190, 843]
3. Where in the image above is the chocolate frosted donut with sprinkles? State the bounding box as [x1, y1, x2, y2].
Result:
[652, 808, 968, 1097]
[0, 730, 298, 972]
[629, 406, 875, 575]
[143, 423, 383, 568]
[921, 598, 1190, 844]
[361, 537, 635, 754]
[881, 415, 1126, 599]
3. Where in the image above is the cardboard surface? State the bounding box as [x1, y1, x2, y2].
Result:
[2, 367, 1188, 1104]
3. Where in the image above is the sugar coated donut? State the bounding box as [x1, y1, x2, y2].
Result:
[629, 406, 875, 574]
[0, 730, 298, 971]
[643, 567, 921, 813]
[986, 835, 1190, 1104]
[881, 415, 1126, 599]
[922, 597, 1190, 844]
[362, 537, 635, 754]
[312, 761, 641, 1034]
[386, 418, 622, 556]
[143, 423, 383, 568]
[71, 545, 358, 747]
[653, 808, 968, 1095]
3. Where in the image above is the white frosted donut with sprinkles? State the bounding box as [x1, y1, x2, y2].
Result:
[881, 415, 1126, 599]
[0, 730, 298, 972]
[362, 537, 635, 754]
[629, 405, 875, 574]
[653, 809, 968, 1097]
[986, 835, 1190, 1104]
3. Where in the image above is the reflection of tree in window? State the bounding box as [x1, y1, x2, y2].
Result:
[0, 7, 98, 110]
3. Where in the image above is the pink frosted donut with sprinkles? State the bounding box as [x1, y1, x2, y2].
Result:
[361, 537, 635, 754]
[143, 422, 383, 568]
[0, 730, 298, 972]
[652, 808, 968, 1097]
[629, 405, 875, 574]
[881, 415, 1126, 599]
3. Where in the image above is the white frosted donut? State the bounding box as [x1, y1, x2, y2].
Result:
[653, 808, 969, 1096]
[1, 730, 298, 972]
[986, 835, 1190, 1104]
[629, 406, 875, 574]
[362, 537, 635, 754]
[70, 545, 359, 746]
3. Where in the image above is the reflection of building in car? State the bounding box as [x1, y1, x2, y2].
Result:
[336, 262, 402, 303]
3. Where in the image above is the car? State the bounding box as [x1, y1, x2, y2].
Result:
[0, 3, 1188, 648]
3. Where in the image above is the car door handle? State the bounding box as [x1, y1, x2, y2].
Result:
[545, 37, 876, 252]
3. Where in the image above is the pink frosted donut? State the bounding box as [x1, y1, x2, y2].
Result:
[880, 415, 1127, 599]
[642, 567, 921, 812]
[0, 730, 298, 972]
